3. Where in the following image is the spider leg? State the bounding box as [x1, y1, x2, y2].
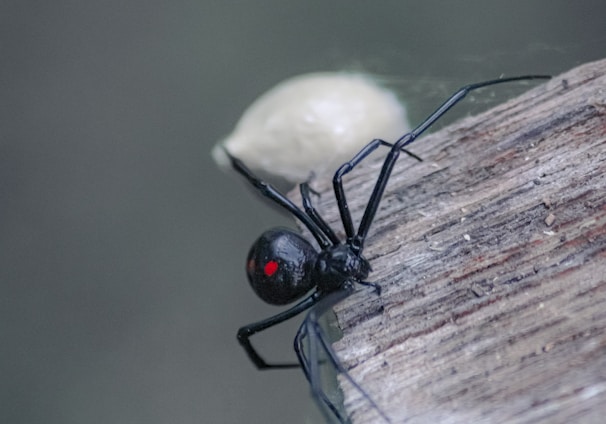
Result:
[295, 289, 391, 423]
[331, 139, 422, 242]
[354, 75, 551, 250]
[226, 149, 331, 248]
[237, 290, 322, 369]
[296, 320, 348, 423]
[300, 182, 341, 244]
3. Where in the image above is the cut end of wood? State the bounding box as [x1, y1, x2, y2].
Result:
[292, 58, 606, 423]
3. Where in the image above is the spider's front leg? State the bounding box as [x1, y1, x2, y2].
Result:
[332, 138, 423, 243]
[299, 182, 340, 244]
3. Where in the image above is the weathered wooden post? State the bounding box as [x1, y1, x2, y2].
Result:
[293, 58, 606, 423]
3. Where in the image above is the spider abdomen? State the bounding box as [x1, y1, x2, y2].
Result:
[246, 228, 317, 305]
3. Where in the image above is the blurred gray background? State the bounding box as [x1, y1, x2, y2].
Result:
[2, 1, 605, 423]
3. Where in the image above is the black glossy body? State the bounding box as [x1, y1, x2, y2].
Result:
[246, 228, 317, 305]
[314, 244, 371, 292]
[247, 227, 372, 305]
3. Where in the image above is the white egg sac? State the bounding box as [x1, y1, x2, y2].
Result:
[212, 72, 410, 183]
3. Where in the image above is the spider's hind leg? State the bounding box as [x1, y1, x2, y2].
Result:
[237, 291, 322, 370]
[225, 149, 331, 248]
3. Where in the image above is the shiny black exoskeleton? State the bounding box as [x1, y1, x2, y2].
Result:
[246, 227, 371, 306]
[228, 74, 551, 423]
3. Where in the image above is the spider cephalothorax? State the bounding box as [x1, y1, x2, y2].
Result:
[314, 244, 371, 293]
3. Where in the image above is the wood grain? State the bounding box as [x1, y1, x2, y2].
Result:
[290, 58, 606, 423]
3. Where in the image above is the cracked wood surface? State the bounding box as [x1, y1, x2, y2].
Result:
[290, 58, 606, 423]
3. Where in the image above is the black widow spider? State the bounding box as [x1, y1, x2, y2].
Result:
[226, 74, 550, 423]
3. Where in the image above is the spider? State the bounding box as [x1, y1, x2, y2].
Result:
[225, 74, 550, 423]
